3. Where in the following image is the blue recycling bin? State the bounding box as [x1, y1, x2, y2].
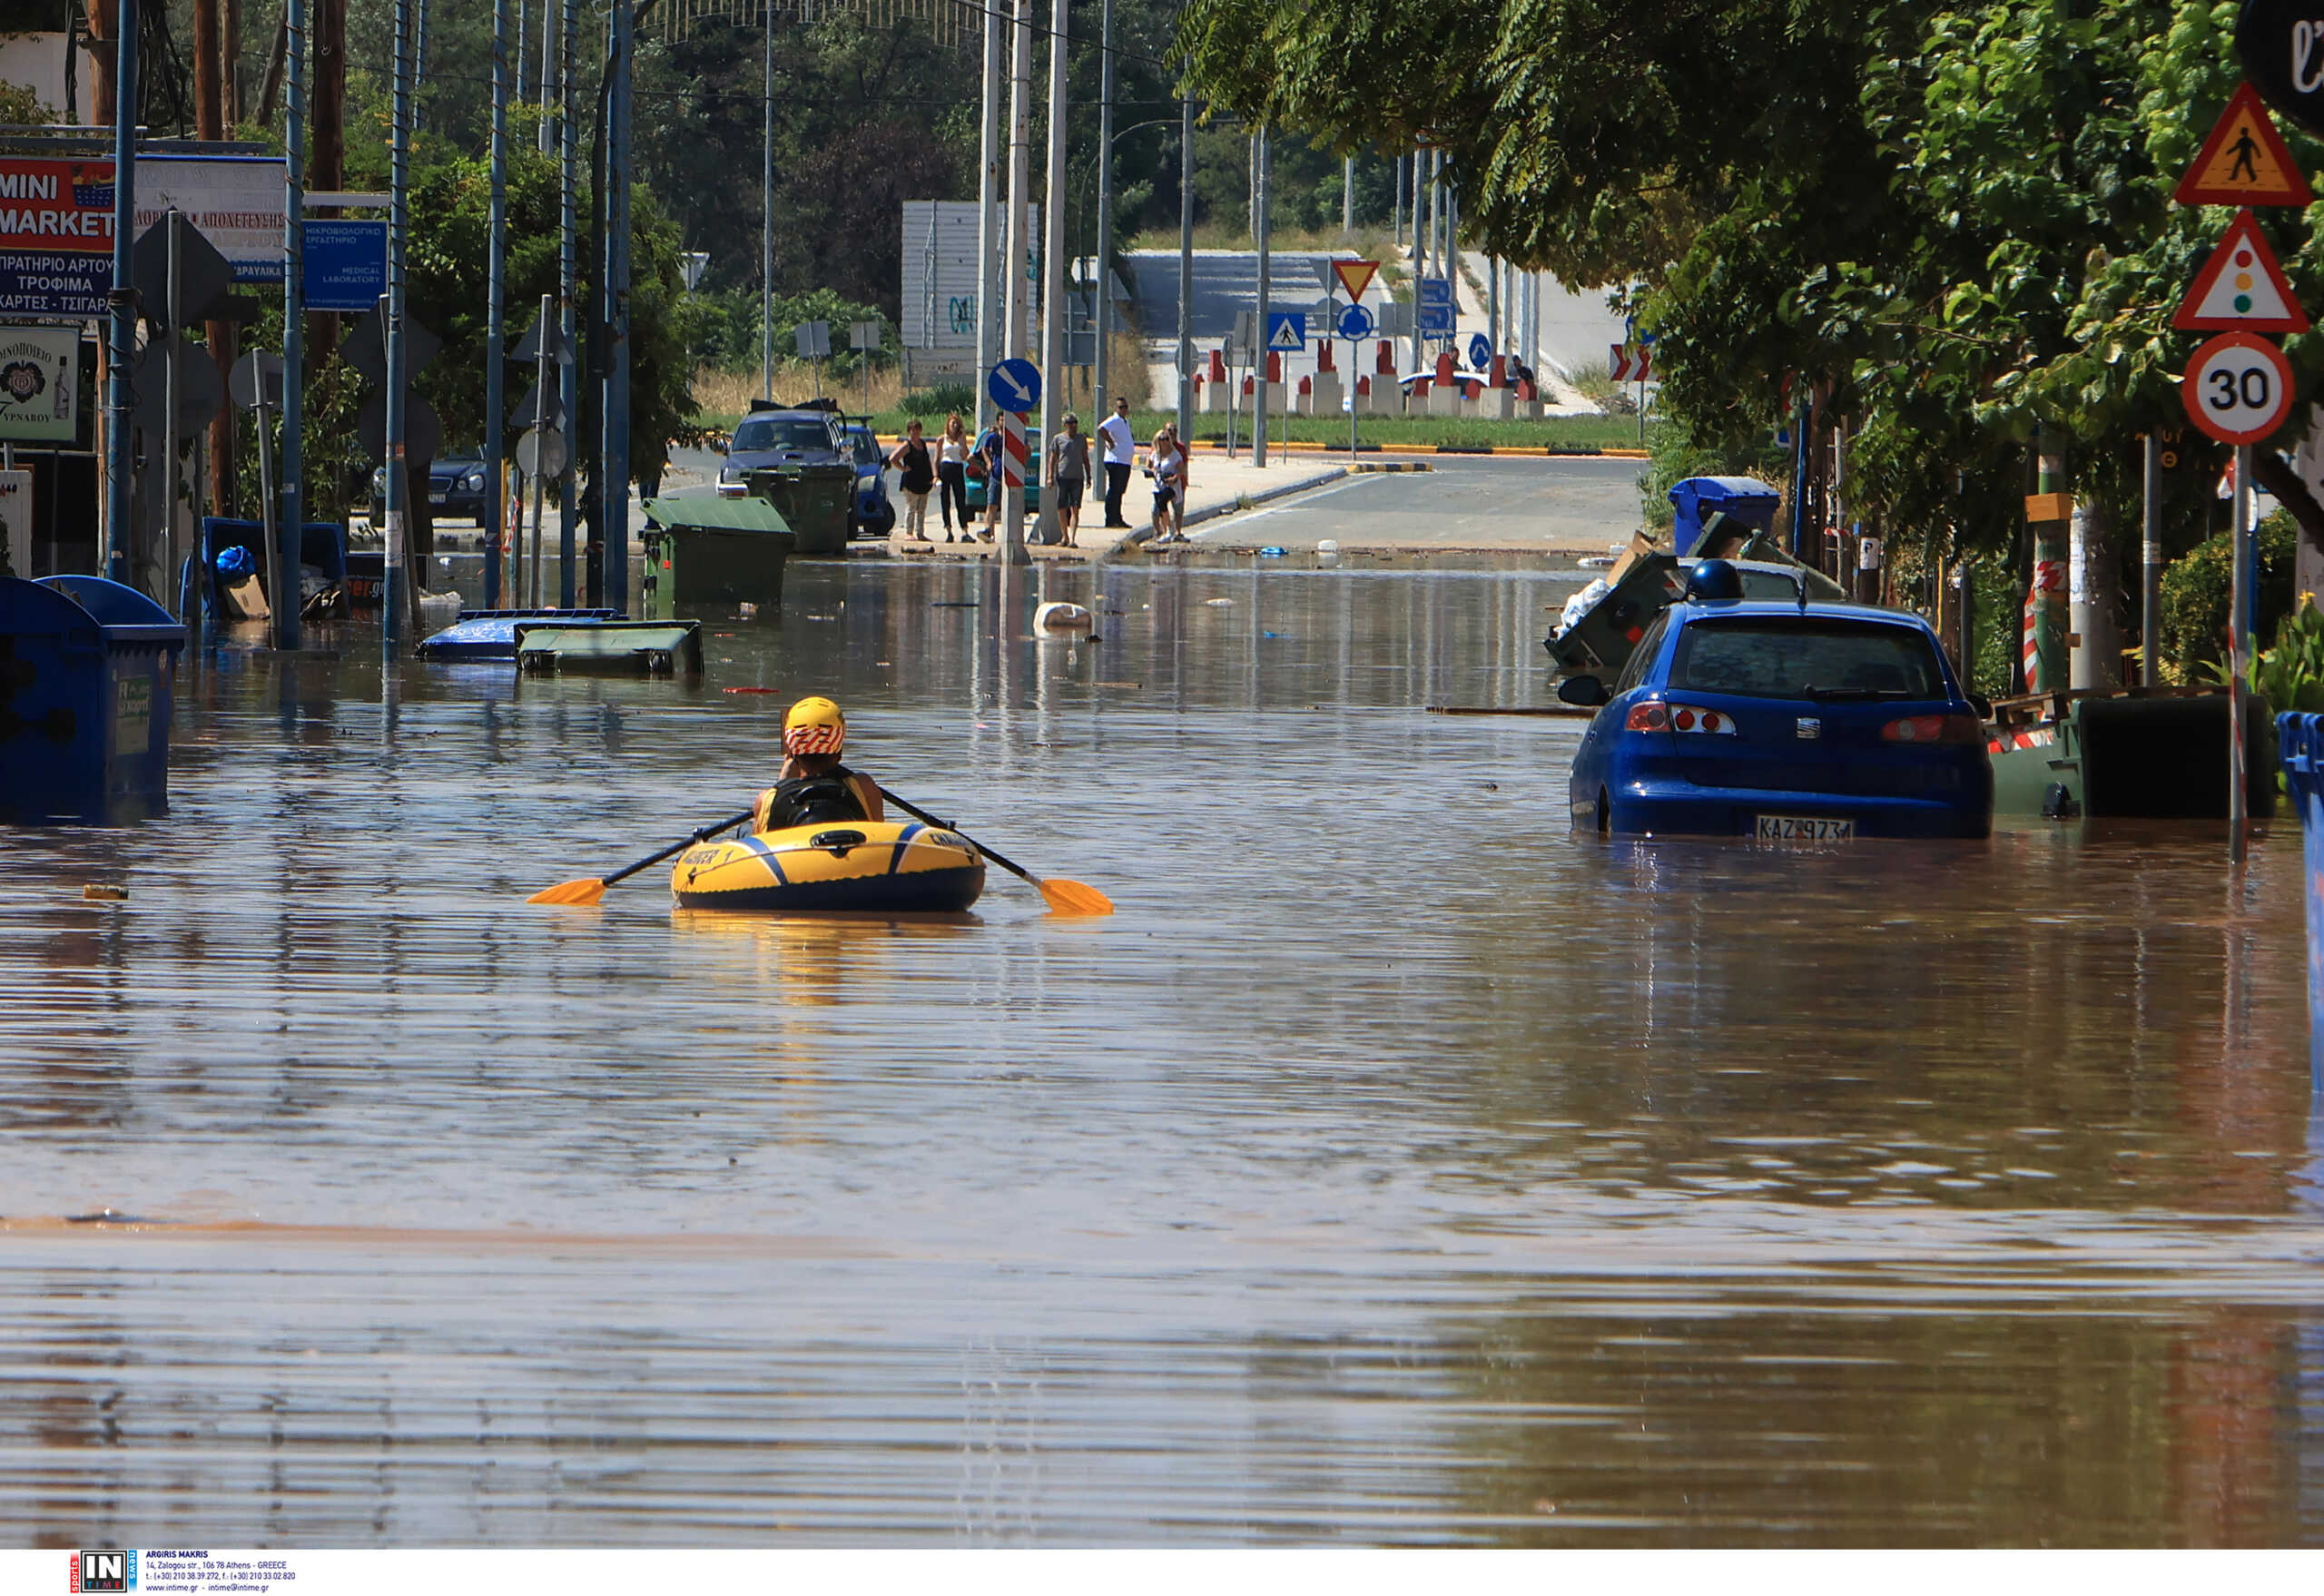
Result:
[2282, 713, 2324, 1094]
[1669, 476, 1782, 557]
[0, 574, 186, 823]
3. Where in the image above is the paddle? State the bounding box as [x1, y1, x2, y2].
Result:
[527, 809, 754, 905]
[879, 787, 1114, 916]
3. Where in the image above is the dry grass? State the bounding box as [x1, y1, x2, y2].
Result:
[690, 362, 910, 426]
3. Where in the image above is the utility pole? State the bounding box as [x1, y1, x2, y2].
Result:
[1003, 0, 1031, 555]
[1343, 153, 1353, 234]
[1392, 153, 1403, 251]
[484, 0, 508, 607]
[1092, 0, 1113, 416]
[2231, 443, 2253, 863]
[975, 0, 1001, 429]
[279, 0, 305, 648]
[759, 0, 773, 402]
[537, 0, 553, 139]
[556, 0, 576, 603]
[196, 0, 235, 525]
[1486, 256, 1498, 354]
[1039, 0, 1065, 476]
[162, 212, 180, 621]
[2142, 434, 2162, 688]
[1177, 86, 1193, 446]
[1408, 145, 1428, 376]
[604, 0, 633, 612]
[2028, 443, 2068, 693]
[382, 0, 413, 650]
[1253, 127, 1269, 468]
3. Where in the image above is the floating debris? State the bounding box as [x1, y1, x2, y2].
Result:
[83, 885, 126, 901]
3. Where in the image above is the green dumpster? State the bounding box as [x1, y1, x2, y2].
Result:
[745, 465, 854, 556]
[639, 494, 796, 619]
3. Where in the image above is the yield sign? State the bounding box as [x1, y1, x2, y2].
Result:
[2176, 83, 2313, 207]
[1331, 259, 1379, 303]
[2174, 208, 2310, 332]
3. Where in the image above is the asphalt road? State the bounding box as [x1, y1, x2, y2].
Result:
[1187, 454, 1649, 554]
[1122, 250, 1353, 340]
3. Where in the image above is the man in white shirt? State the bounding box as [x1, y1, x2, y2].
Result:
[1096, 396, 1136, 529]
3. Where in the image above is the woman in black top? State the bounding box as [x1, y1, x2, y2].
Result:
[888, 419, 936, 541]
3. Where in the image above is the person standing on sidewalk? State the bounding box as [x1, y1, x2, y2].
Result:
[1097, 397, 1136, 529]
[972, 419, 1002, 541]
[887, 419, 936, 542]
[1147, 426, 1187, 543]
[1046, 412, 1091, 548]
[935, 413, 971, 542]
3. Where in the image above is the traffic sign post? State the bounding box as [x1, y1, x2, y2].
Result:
[1337, 302, 1376, 461]
[1332, 259, 1379, 303]
[2181, 330, 2292, 865]
[2176, 84, 2314, 205]
[2168, 76, 2312, 860]
[796, 320, 831, 396]
[2174, 209, 2309, 332]
[1265, 311, 1305, 352]
[1467, 331, 1492, 371]
[988, 359, 1038, 549]
[987, 356, 1040, 413]
[2181, 330, 2293, 445]
[1417, 276, 1454, 336]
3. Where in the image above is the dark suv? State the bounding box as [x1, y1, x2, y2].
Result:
[719, 406, 846, 488]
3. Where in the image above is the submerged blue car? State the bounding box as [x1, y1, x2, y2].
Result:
[1561, 560, 1993, 841]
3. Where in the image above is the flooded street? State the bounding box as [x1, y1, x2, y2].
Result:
[5, 557, 2323, 1545]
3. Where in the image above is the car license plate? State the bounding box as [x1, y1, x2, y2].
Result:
[1756, 815, 1855, 842]
[428, 491, 448, 505]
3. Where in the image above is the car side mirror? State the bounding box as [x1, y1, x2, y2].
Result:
[1557, 675, 1610, 707]
[1968, 694, 1993, 720]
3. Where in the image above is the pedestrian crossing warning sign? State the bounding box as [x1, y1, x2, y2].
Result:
[2174, 207, 2310, 332]
[2176, 84, 2313, 206]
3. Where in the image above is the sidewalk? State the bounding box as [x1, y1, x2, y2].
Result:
[881, 454, 1352, 563]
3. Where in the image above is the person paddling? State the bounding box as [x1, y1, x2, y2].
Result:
[754, 696, 887, 832]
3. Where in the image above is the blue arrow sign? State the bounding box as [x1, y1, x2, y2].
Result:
[1265, 311, 1306, 351]
[987, 357, 1040, 413]
[1336, 302, 1376, 340]
[1468, 332, 1492, 370]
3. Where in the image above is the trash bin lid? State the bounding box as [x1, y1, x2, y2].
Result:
[1668, 476, 1781, 514]
[33, 575, 186, 648]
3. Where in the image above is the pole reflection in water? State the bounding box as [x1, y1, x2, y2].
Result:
[4, 559, 2324, 1544]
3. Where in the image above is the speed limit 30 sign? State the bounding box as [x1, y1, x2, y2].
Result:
[2181, 330, 2294, 443]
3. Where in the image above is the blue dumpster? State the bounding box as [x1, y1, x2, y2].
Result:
[191, 517, 349, 621]
[2282, 712, 2324, 1094]
[1669, 476, 1782, 557]
[0, 575, 186, 823]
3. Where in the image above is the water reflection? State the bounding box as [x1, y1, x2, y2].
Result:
[3, 559, 2322, 1543]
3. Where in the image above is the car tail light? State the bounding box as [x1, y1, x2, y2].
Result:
[1881, 714, 1981, 744]
[1668, 704, 1738, 734]
[1625, 702, 1669, 732]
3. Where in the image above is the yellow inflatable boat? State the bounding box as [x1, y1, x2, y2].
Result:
[669, 819, 985, 912]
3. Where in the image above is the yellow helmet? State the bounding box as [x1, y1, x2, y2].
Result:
[783, 695, 846, 756]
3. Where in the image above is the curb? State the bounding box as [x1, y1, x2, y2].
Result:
[1105, 465, 1351, 556]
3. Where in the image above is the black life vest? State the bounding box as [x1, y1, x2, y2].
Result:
[763, 767, 868, 831]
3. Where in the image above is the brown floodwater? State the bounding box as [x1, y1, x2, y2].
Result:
[4, 555, 2322, 1546]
